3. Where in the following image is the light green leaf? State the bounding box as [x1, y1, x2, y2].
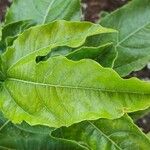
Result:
[1, 20, 115, 72]
[5, 0, 81, 24]
[101, 0, 150, 76]
[53, 115, 150, 150]
[147, 133, 150, 139]
[1, 56, 150, 128]
[0, 113, 86, 150]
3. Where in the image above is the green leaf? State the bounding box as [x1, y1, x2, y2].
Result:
[53, 115, 150, 150]
[0, 113, 87, 150]
[101, 0, 150, 76]
[0, 20, 35, 52]
[129, 107, 150, 121]
[5, 0, 81, 24]
[1, 20, 115, 72]
[147, 133, 150, 139]
[44, 43, 116, 68]
[66, 43, 116, 68]
[1, 56, 150, 128]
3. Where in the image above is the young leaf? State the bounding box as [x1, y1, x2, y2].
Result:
[101, 0, 150, 76]
[1, 20, 115, 72]
[0, 113, 86, 150]
[53, 115, 150, 150]
[1, 56, 150, 128]
[5, 0, 81, 24]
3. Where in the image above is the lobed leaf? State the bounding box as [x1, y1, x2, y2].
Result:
[53, 115, 150, 150]
[101, 0, 150, 76]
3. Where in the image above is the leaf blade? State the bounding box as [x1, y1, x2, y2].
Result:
[1, 56, 150, 127]
[0, 113, 86, 150]
[53, 115, 150, 150]
[1, 20, 115, 72]
[101, 0, 150, 76]
[5, 0, 81, 24]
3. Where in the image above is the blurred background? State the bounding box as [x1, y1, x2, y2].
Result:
[0, 0, 149, 133]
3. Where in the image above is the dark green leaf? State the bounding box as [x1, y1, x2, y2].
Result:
[66, 43, 116, 68]
[0, 112, 87, 150]
[5, 0, 81, 24]
[101, 0, 150, 76]
[0, 20, 35, 52]
[53, 115, 150, 150]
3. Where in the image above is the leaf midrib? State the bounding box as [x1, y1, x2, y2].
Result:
[114, 21, 150, 70]
[42, 0, 55, 24]
[88, 121, 122, 150]
[116, 21, 150, 47]
[6, 78, 150, 95]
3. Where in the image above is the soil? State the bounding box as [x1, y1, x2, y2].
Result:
[0, 0, 150, 133]
[0, 0, 11, 22]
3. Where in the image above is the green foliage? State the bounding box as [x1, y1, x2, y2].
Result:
[0, 113, 86, 150]
[5, 0, 81, 24]
[53, 115, 150, 150]
[1, 55, 150, 127]
[0, 0, 150, 149]
[101, 0, 150, 77]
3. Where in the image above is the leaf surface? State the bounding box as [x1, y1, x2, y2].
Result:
[53, 115, 150, 150]
[101, 0, 150, 76]
[129, 107, 150, 121]
[5, 0, 81, 24]
[0, 20, 35, 52]
[66, 43, 115, 68]
[1, 56, 150, 127]
[0, 113, 86, 150]
[44, 43, 115, 68]
[1, 20, 115, 72]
